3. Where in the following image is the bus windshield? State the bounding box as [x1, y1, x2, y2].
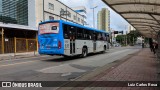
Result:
[39, 22, 59, 34]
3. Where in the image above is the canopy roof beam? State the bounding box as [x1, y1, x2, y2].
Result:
[102, 0, 160, 38]
[149, 14, 160, 26]
[120, 11, 160, 16]
[130, 21, 159, 25]
[150, 26, 158, 33]
[126, 18, 158, 21]
[111, 3, 160, 6]
[133, 24, 160, 28]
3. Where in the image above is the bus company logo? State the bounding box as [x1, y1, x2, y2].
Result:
[2, 82, 11, 87]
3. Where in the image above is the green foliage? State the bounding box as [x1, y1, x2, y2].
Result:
[127, 30, 141, 45]
[116, 30, 142, 46]
[116, 35, 126, 45]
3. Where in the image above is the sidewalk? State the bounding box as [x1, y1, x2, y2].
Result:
[58, 48, 159, 90]
[0, 52, 39, 61]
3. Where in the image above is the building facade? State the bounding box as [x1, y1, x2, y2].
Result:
[97, 8, 110, 32]
[0, 0, 85, 54]
[35, 0, 85, 27]
[72, 6, 87, 25]
[0, 0, 28, 25]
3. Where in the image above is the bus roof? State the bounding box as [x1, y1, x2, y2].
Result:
[39, 20, 109, 34]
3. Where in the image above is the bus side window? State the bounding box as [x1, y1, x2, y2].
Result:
[83, 29, 87, 40]
[97, 32, 101, 40]
[95, 32, 98, 40]
[103, 33, 107, 41]
[100, 33, 103, 40]
[77, 28, 83, 39]
[90, 31, 94, 40]
[63, 24, 69, 39]
[68, 26, 76, 38]
[102, 33, 104, 41]
[88, 30, 92, 40]
[105, 33, 107, 41]
[84, 29, 91, 40]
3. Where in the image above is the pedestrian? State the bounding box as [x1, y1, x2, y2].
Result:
[142, 42, 144, 48]
[155, 42, 158, 54]
[152, 42, 156, 54]
[155, 42, 158, 50]
[150, 43, 153, 52]
[149, 38, 153, 52]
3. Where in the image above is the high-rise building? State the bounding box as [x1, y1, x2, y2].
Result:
[97, 8, 110, 32]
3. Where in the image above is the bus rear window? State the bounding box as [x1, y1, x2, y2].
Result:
[51, 26, 57, 30]
[39, 23, 59, 34]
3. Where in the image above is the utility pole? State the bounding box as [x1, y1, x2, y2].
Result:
[125, 25, 128, 46]
[1, 28, 4, 54]
[126, 31, 128, 46]
[91, 6, 98, 28]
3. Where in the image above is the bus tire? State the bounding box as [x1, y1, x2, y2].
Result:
[81, 47, 87, 57]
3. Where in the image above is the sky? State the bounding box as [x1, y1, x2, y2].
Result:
[59, 0, 129, 31]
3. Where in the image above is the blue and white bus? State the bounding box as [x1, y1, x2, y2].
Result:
[38, 20, 109, 57]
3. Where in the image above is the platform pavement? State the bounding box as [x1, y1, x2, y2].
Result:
[0, 52, 39, 61]
[57, 48, 159, 90]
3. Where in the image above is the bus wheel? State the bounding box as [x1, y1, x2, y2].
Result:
[81, 48, 87, 57]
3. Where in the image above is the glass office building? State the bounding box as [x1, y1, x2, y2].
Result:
[0, 0, 28, 25]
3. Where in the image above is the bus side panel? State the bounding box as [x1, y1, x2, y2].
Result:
[96, 41, 104, 52]
[75, 40, 93, 54]
[87, 40, 94, 53]
[75, 40, 83, 55]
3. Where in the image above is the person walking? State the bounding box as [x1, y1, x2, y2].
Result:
[152, 42, 156, 54]
[149, 38, 153, 52]
[150, 43, 153, 52]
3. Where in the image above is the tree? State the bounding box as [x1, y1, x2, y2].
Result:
[127, 30, 141, 45]
[116, 35, 126, 45]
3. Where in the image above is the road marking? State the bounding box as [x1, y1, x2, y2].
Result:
[38, 64, 86, 74]
[0, 61, 37, 68]
[61, 72, 72, 76]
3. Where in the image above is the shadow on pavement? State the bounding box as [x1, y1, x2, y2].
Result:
[42, 52, 108, 62]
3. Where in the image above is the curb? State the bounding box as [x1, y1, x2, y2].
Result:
[0, 54, 40, 61]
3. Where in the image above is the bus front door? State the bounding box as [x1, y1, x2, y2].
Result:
[70, 29, 76, 55]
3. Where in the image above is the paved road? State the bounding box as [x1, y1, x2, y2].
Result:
[0, 46, 141, 90]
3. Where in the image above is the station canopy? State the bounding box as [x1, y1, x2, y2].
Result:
[102, 0, 160, 38]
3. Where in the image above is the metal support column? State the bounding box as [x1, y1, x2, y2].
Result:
[14, 37, 16, 54]
[1, 28, 4, 54]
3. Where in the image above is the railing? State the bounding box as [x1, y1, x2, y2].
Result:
[0, 37, 37, 54]
[15, 38, 37, 53]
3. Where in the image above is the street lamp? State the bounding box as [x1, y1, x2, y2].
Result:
[91, 6, 98, 28]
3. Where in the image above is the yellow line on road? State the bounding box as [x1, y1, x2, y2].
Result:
[0, 61, 37, 68]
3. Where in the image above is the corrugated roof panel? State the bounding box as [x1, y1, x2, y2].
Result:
[102, 0, 160, 38]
